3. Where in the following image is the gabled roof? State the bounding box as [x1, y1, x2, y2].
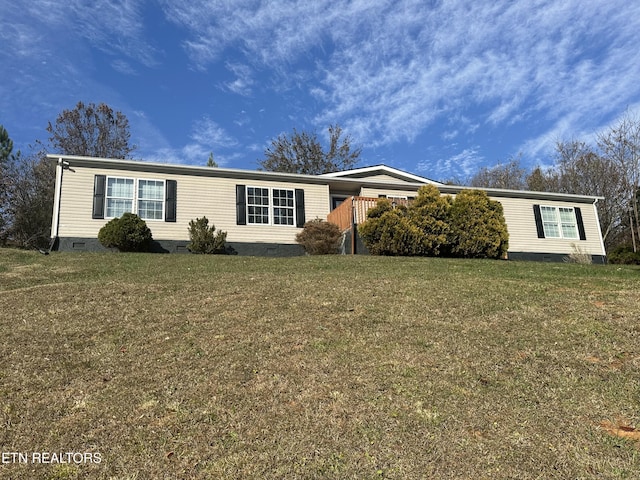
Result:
[319, 165, 442, 185]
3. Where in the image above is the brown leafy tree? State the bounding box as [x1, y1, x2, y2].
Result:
[47, 101, 136, 159]
[259, 124, 361, 174]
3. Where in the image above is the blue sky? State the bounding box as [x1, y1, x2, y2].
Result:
[2, 0, 640, 182]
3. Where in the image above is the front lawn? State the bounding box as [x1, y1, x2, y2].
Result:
[0, 249, 639, 479]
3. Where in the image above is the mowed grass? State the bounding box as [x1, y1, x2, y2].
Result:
[0, 249, 639, 479]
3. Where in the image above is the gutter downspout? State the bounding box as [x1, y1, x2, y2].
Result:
[592, 198, 607, 264]
[49, 157, 64, 251]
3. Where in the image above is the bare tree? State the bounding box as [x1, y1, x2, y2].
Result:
[468, 157, 527, 190]
[553, 141, 625, 249]
[597, 112, 640, 251]
[47, 101, 136, 159]
[259, 124, 361, 174]
[1, 148, 55, 248]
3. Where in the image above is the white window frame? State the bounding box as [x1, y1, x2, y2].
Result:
[246, 186, 270, 225]
[137, 178, 165, 221]
[540, 205, 579, 239]
[105, 177, 134, 219]
[105, 176, 165, 221]
[246, 186, 296, 226]
[272, 188, 295, 226]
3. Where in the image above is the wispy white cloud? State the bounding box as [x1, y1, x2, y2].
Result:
[191, 117, 238, 149]
[419, 147, 485, 180]
[224, 63, 254, 96]
[111, 60, 138, 76]
[159, 0, 640, 164]
[4, 0, 640, 177]
[142, 117, 237, 166]
[1, 0, 158, 70]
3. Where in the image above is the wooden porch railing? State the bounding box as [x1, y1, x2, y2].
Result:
[327, 196, 413, 254]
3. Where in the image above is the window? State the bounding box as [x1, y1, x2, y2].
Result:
[105, 177, 164, 220]
[138, 180, 165, 220]
[540, 206, 579, 239]
[237, 185, 304, 227]
[273, 189, 294, 225]
[247, 187, 270, 224]
[106, 177, 134, 218]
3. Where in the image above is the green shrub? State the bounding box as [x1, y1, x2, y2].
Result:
[360, 187, 452, 257]
[187, 217, 227, 254]
[358, 202, 426, 256]
[296, 219, 343, 254]
[98, 213, 153, 252]
[608, 244, 640, 264]
[448, 190, 509, 259]
[407, 185, 452, 256]
[359, 186, 509, 259]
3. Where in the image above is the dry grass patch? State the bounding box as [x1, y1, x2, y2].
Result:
[0, 249, 639, 478]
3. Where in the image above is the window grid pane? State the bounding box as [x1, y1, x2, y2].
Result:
[106, 198, 132, 218]
[138, 200, 163, 220]
[106, 178, 134, 217]
[273, 189, 294, 226]
[540, 206, 560, 238]
[247, 187, 270, 224]
[139, 180, 164, 201]
[559, 207, 578, 239]
[138, 180, 164, 220]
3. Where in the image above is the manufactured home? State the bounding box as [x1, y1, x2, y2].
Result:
[48, 155, 607, 262]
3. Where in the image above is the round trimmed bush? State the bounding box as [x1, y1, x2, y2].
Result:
[98, 212, 153, 252]
[295, 219, 343, 254]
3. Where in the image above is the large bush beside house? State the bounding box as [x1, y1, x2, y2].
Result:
[98, 213, 153, 252]
[448, 190, 509, 259]
[357, 201, 426, 256]
[358, 186, 509, 259]
[187, 217, 227, 254]
[407, 185, 452, 256]
[295, 219, 343, 254]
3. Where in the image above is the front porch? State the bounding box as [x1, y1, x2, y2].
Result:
[326, 196, 411, 254]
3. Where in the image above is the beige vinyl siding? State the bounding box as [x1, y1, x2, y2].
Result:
[495, 196, 604, 256]
[359, 187, 421, 198]
[57, 166, 329, 244]
[356, 174, 419, 184]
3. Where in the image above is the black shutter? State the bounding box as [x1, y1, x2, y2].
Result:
[236, 185, 246, 225]
[92, 175, 106, 219]
[295, 189, 305, 227]
[533, 205, 545, 238]
[165, 180, 177, 222]
[575, 207, 586, 240]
